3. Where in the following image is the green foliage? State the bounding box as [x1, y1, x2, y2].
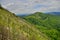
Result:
[24, 12, 60, 40]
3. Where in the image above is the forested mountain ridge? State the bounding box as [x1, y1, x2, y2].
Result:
[23, 12, 60, 40]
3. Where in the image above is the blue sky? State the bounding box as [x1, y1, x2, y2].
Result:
[0, 0, 60, 14]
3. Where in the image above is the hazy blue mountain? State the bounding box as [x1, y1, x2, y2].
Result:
[16, 13, 33, 17]
[46, 12, 60, 15]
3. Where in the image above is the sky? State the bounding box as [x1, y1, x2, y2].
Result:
[0, 0, 60, 14]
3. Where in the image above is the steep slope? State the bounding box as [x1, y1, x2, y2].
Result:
[24, 12, 60, 40]
[0, 7, 49, 40]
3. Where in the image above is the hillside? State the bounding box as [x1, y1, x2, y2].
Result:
[0, 6, 50, 40]
[23, 12, 60, 40]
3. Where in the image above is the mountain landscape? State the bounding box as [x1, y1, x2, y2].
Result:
[0, 0, 60, 40]
[0, 6, 60, 40]
[0, 6, 50, 40]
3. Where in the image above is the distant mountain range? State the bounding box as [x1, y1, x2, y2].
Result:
[16, 12, 60, 17]
[46, 12, 60, 15]
[16, 14, 30, 17]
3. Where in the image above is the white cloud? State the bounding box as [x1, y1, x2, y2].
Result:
[6, 3, 14, 7]
[1, 0, 60, 14]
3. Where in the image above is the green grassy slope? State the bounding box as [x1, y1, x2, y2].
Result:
[0, 7, 49, 40]
[24, 12, 60, 40]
